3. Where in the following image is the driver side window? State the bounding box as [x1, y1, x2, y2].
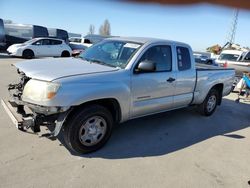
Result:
[33, 40, 42, 45]
[139, 45, 172, 72]
[33, 39, 50, 45]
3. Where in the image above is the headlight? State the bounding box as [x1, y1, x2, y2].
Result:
[22, 79, 60, 102]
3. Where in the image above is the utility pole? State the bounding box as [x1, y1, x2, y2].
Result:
[226, 9, 239, 46]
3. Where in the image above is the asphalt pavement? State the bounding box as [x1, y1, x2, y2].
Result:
[0, 56, 249, 188]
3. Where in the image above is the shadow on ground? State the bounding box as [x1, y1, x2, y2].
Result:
[0, 54, 11, 59]
[56, 98, 250, 159]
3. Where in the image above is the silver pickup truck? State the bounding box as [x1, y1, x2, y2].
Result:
[1, 37, 235, 154]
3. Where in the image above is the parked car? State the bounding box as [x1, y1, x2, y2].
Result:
[7, 37, 72, 58]
[216, 50, 243, 63]
[4, 23, 49, 50]
[48, 28, 69, 43]
[194, 53, 217, 66]
[69, 42, 89, 57]
[215, 50, 250, 76]
[1, 37, 235, 154]
[69, 34, 112, 45]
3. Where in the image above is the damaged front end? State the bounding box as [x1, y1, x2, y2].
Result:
[1, 69, 70, 138]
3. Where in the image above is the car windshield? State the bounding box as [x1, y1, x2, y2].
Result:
[218, 53, 240, 61]
[79, 40, 141, 68]
[23, 38, 39, 45]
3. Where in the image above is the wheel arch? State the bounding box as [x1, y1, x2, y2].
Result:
[22, 49, 34, 56]
[66, 98, 122, 124]
[210, 83, 223, 105]
[61, 50, 70, 57]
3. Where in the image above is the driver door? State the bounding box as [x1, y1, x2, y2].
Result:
[131, 45, 175, 118]
[33, 39, 52, 57]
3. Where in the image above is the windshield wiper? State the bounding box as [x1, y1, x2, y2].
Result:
[89, 59, 118, 68]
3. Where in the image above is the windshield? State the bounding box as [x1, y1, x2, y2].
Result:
[218, 53, 240, 61]
[24, 38, 39, 45]
[79, 40, 141, 68]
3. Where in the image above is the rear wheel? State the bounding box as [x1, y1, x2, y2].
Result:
[61, 51, 70, 57]
[63, 105, 113, 154]
[198, 89, 219, 116]
[22, 49, 34, 59]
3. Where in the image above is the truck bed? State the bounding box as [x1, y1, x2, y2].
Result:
[195, 63, 234, 71]
[192, 63, 235, 105]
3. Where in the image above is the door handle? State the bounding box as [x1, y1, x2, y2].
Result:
[166, 77, 175, 83]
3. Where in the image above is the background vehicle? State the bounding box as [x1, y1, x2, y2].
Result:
[216, 50, 250, 76]
[69, 37, 82, 43]
[48, 28, 69, 43]
[2, 37, 235, 154]
[69, 34, 112, 45]
[4, 24, 49, 49]
[7, 37, 72, 58]
[69, 42, 88, 57]
[239, 50, 250, 61]
[68, 32, 81, 38]
[0, 18, 6, 50]
[84, 34, 111, 44]
[216, 50, 243, 63]
[194, 52, 217, 66]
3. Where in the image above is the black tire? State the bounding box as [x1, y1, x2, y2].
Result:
[61, 51, 70, 57]
[198, 89, 219, 116]
[63, 105, 113, 154]
[22, 49, 34, 59]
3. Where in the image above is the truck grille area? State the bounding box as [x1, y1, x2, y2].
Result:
[8, 70, 30, 103]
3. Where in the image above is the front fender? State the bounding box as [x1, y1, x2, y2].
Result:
[47, 82, 131, 122]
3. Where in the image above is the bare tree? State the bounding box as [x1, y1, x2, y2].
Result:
[99, 19, 111, 36]
[88, 24, 95, 35]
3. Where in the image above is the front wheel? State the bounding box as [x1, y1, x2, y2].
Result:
[63, 105, 113, 154]
[22, 49, 34, 59]
[198, 89, 219, 116]
[61, 51, 70, 57]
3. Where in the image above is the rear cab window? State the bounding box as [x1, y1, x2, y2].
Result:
[176, 46, 191, 71]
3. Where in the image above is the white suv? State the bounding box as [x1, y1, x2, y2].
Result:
[7, 38, 72, 59]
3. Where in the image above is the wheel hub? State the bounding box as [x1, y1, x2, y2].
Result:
[79, 116, 107, 146]
[207, 95, 216, 112]
[88, 126, 98, 135]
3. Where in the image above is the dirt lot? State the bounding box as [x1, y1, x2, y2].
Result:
[0, 56, 249, 188]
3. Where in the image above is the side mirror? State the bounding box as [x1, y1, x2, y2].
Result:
[135, 61, 156, 73]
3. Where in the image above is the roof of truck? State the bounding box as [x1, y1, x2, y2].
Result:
[105, 36, 189, 46]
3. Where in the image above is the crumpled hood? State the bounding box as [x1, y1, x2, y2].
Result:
[14, 58, 119, 81]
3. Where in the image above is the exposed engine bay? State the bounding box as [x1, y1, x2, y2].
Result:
[2, 69, 68, 137]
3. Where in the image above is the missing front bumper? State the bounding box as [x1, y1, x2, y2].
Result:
[1, 99, 70, 137]
[1, 99, 33, 130]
